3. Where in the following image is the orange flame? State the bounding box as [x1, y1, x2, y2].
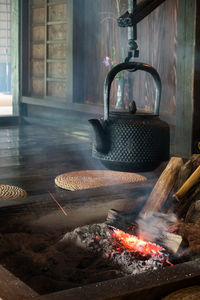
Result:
[111, 229, 165, 258]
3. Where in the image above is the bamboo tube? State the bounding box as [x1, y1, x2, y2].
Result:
[175, 165, 200, 200]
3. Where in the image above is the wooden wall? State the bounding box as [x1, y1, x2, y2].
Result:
[20, 0, 200, 157]
[25, 0, 177, 126]
[26, 0, 73, 100]
[74, 0, 177, 125]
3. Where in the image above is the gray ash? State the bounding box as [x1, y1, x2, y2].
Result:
[61, 223, 172, 276]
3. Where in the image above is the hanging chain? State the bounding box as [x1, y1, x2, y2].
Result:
[117, 0, 139, 62]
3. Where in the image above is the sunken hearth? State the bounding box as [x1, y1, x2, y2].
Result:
[1, 155, 200, 299]
[0, 210, 185, 296]
[0, 221, 171, 295]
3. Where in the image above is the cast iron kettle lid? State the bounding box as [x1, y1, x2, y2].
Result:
[104, 61, 162, 121]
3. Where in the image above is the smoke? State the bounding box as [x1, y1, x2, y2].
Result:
[136, 212, 177, 244]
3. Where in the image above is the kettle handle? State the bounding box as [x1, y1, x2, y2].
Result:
[104, 62, 162, 121]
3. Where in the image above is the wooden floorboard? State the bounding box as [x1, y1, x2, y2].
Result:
[0, 123, 163, 198]
[0, 124, 94, 196]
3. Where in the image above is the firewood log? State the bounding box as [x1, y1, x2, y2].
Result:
[175, 165, 200, 200]
[176, 184, 200, 220]
[175, 222, 200, 255]
[175, 154, 200, 191]
[141, 157, 184, 216]
[185, 200, 200, 224]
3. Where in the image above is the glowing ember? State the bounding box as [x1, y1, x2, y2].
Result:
[62, 223, 173, 276]
[111, 229, 165, 259]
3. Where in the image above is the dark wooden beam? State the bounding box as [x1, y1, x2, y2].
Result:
[0, 265, 38, 300]
[175, 0, 198, 158]
[132, 0, 166, 24]
[73, 0, 85, 103]
[21, 96, 103, 115]
[37, 260, 200, 300]
[0, 116, 19, 126]
[65, 0, 73, 102]
[193, 0, 200, 150]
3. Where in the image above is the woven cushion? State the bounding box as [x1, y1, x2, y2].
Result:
[162, 286, 200, 300]
[0, 185, 27, 200]
[55, 170, 147, 191]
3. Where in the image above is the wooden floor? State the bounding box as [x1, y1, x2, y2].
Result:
[0, 123, 95, 196]
[0, 122, 166, 229]
[0, 123, 163, 198]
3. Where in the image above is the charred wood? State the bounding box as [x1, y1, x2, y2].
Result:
[106, 209, 182, 254]
[185, 200, 200, 224]
[175, 222, 200, 256]
[106, 209, 138, 235]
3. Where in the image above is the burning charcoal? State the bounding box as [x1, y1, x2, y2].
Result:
[58, 222, 173, 277]
[106, 209, 138, 235]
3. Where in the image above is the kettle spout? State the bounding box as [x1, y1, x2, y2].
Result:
[88, 119, 110, 153]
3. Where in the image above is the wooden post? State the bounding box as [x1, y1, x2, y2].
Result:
[175, 0, 200, 158]
[66, 0, 73, 102]
[193, 1, 200, 149]
[12, 0, 20, 116]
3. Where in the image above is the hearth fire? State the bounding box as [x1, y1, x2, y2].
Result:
[110, 228, 172, 265]
[1, 155, 200, 298]
[61, 220, 174, 278]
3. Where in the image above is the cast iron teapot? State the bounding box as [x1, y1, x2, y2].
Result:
[89, 62, 169, 172]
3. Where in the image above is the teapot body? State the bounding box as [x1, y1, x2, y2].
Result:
[89, 62, 170, 172]
[91, 115, 169, 172]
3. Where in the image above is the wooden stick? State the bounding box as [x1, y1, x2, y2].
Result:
[48, 191, 68, 216]
[141, 157, 184, 216]
[175, 165, 200, 200]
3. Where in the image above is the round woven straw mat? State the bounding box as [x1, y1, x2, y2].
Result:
[0, 184, 27, 200]
[55, 170, 147, 191]
[162, 286, 200, 300]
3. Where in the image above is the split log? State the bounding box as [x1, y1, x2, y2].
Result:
[174, 165, 200, 200]
[174, 162, 200, 219]
[175, 154, 200, 191]
[141, 157, 184, 216]
[175, 222, 200, 255]
[176, 184, 200, 219]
